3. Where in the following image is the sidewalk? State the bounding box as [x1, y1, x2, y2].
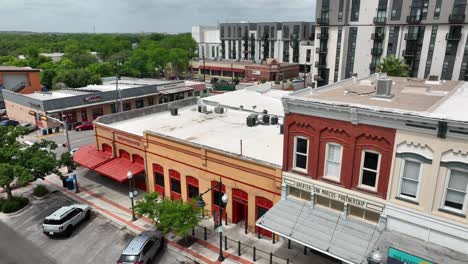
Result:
[40, 167, 337, 264]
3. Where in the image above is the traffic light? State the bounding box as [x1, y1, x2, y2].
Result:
[28, 111, 37, 116]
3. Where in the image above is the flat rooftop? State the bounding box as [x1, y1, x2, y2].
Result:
[0, 66, 39, 72]
[288, 76, 468, 122]
[22, 78, 182, 101]
[107, 106, 283, 166]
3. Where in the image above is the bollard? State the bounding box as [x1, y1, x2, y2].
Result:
[245, 221, 248, 234]
[288, 239, 291, 249]
[238, 240, 241, 256]
[269, 252, 273, 264]
[258, 231, 261, 239]
[204, 226, 207, 240]
[225, 214, 228, 226]
[192, 228, 195, 237]
[253, 246, 256, 262]
[272, 234, 276, 244]
[224, 235, 228, 250]
[304, 246, 307, 255]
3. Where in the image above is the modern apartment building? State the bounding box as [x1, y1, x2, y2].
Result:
[192, 22, 315, 73]
[315, 0, 468, 87]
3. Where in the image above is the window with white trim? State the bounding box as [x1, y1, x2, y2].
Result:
[324, 143, 343, 180]
[398, 159, 422, 200]
[359, 151, 381, 190]
[293, 137, 308, 171]
[443, 169, 468, 212]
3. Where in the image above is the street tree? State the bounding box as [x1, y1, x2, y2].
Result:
[377, 55, 409, 77]
[0, 126, 62, 201]
[134, 193, 201, 240]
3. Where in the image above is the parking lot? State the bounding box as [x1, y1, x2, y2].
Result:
[0, 191, 194, 264]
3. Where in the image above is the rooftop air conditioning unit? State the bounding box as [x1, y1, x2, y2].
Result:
[214, 106, 225, 114]
[375, 78, 394, 98]
[271, 116, 279, 125]
[198, 105, 207, 113]
[246, 114, 258, 127]
[170, 108, 178, 116]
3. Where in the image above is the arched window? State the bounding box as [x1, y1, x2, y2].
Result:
[153, 164, 165, 197]
[169, 169, 181, 200]
[186, 176, 199, 200]
[119, 149, 130, 160]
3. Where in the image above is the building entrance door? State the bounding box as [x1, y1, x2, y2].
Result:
[232, 189, 248, 224]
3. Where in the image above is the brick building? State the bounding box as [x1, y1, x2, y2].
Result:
[0, 66, 42, 108]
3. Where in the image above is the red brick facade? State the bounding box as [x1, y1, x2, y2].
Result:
[245, 64, 299, 82]
[283, 113, 396, 199]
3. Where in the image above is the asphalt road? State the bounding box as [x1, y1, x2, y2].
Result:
[0, 191, 194, 264]
[22, 129, 95, 156]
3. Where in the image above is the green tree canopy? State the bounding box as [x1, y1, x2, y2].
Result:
[377, 55, 409, 77]
[0, 126, 62, 200]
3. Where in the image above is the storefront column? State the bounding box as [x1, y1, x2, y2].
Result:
[343, 202, 348, 221]
[281, 182, 287, 200]
[310, 190, 315, 209]
[378, 214, 387, 231]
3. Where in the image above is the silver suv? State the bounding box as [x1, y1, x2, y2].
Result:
[43, 204, 90, 237]
[117, 230, 163, 264]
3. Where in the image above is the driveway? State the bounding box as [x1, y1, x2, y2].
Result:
[0, 191, 193, 264]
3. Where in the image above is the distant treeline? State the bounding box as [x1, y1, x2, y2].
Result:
[0, 33, 196, 89]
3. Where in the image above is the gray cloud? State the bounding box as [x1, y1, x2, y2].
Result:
[0, 0, 315, 33]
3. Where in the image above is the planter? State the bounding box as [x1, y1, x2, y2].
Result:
[2, 203, 31, 216]
[33, 193, 49, 200]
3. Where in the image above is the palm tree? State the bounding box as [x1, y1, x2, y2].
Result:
[376, 55, 409, 77]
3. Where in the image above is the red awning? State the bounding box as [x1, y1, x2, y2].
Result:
[94, 158, 145, 183]
[73, 145, 112, 169]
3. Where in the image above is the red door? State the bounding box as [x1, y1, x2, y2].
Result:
[169, 170, 182, 200]
[119, 149, 130, 160]
[102, 144, 112, 153]
[232, 189, 248, 224]
[133, 154, 146, 191]
[153, 164, 165, 198]
[256, 197, 273, 238]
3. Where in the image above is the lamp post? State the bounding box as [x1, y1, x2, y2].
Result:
[367, 248, 383, 264]
[127, 171, 137, 221]
[197, 178, 228, 262]
[115, 61, 123, 112]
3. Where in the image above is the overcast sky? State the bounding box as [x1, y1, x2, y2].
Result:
[0, 0, 315, 33]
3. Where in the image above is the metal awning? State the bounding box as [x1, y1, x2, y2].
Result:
[159, 87, 193, 95]
[73, 145, 112, 169]
[256, 199, 380, 264]
[94, 158, 145, 183]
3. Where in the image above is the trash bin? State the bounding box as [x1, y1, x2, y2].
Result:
[42, 129, 48, 136]
[62, 176, 68, 188]
[66, 178, 75, 190]
[55, 127, 60, 133]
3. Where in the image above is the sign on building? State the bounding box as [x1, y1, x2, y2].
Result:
[388, 247, 434, 264]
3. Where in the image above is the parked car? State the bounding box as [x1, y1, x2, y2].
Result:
[0, 119, 19, 127]
[75, 122, 94, 131]
[117, 230, 163, 264]
[20, 122, 38, 133]
[42, 204, 91, 237]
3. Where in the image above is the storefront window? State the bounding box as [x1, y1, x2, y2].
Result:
[349, 205, 380, 223]
[91, 108, 103, 120]
[123, 103, 131, 111]
[135, 100, 144, 109]
[316, 195, 344, 211]
[287, 186, 311, 201]
[147, 97, 154, 106]
[81, 110, 88, 122]
[110, 103, 117, 113]
[170, 178, 181, 194]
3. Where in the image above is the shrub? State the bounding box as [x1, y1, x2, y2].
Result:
[274, 80, 280, 85]
[33, 185, 49, 197]
[1, 196, 29, 213]
[260, 79, 266, 84]
[0, 198, 5, 209]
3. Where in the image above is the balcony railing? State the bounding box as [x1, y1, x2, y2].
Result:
[316, 17, 329, 25]
[316, 47, 328, 53]
[449, 14, 466, 24]
[405, 33, 419, 41]
[317, 33, 329, 40]
[373, 16, 387, 24]
[402, 50, 417, 57]
[371, 48, 383, 56]
[446, 32, 462, 41]
[371, 32, 385, 40]
[406, 15, 422, 24]
[315, 61, 327, 69]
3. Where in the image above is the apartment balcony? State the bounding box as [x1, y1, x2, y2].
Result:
[405, 33, 419, 41]
[371, 32, 385, 40]
[449, 14, 466, 24]
[317, 33, 329, 40]
[406, 15, 422, 24]
[402, 50, 416, 57]
[315, 61, 327, 69]
[371, 48, 383, 56]
[316, 17, 329, 25]
[316, 47, 328, 54]
[446, 32, 462, 41]
[373, 16, 387, 24]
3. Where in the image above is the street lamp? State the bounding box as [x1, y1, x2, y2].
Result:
[367, 248, 383, 264]
[197, 178, 228, 262]
[127, 171, 137, 221]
